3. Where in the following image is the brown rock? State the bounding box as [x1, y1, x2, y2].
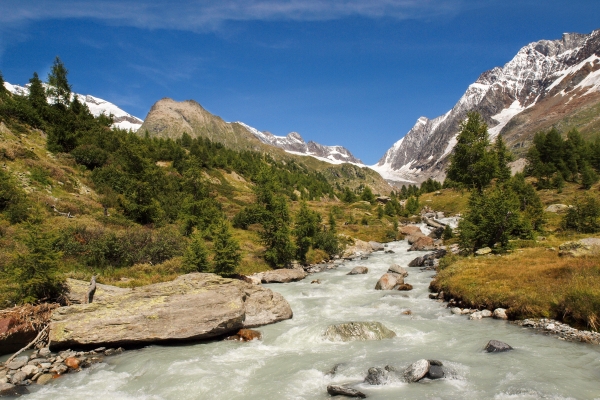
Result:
[36, 374, 54, 385]
[375, 273, 404, 290]
[64, 357, 80, 369]
[400, 225, 422, 235]
[408, 236, 435, 251]
[406, 232, 427, 245]
[49, 273, 292, 350]
[254, 268, 307, 283]
[347, 266, 369, 275]
[236, 329, 262, 341]
[397, 284, 413, 291]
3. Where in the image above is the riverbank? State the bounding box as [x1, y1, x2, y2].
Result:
[430, 243, 600, 332]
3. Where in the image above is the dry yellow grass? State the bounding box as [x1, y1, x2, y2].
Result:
[432, 247, 600, 329]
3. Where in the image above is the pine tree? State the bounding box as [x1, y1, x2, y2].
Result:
[361, 186, 375, 203]
[293, 201, 320, 263]
[27, 72, 47, 112]
[581, 163, 599, 189]
[213, 220, 241, 276]
[494, 134, 513, 182]
[446, 112, 496, 191]
[0, 70, 7, 98]
[261, 196, 296, 267]
[182, 231, 210, 273]
[47, 56, 72, 107]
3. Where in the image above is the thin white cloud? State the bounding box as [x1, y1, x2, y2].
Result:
[0, 0, 464, 31]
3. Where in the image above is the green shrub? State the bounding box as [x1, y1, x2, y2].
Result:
[561, 195, 600, 233]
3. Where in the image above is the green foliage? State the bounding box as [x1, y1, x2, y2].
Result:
[0, 169, 30, 223]
[0, 71, 6, 98]
[561, 195, 600, 233]
[361, 216, 369, 225]
[458, 178, 541, 253]
[443, 224, 454, 240]
[377, 205, 384, 219]
[526, 127, 600, 188]
[5, 225, 67, 304]
[341, 187, 357, 203]
[446, 112, 497, 191]
[405, 196, 419, 215]
[293, 201, 321, 263]
[360, 186, 375, 203]
[71, 144, 109, 169]
[28, 72, 46, 112]
[46, 56, 72, 107]
[182, 231, 210, 273]
[212, 220, 241, 276]
[494, 134, 514, 182]
[313, 228, 341, 257]
[419, 178, 442, 194]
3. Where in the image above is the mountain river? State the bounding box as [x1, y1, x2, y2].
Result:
[22, 231, 600, 399]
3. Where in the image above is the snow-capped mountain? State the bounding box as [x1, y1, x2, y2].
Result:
[235, 122, 363, 165]
[372, 28, 600, 184]
[3, 82, 143, 131]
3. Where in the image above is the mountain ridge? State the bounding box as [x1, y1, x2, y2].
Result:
[372, 28, 600, 184]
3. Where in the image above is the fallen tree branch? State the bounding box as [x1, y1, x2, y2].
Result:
[5, 325, 49, 364]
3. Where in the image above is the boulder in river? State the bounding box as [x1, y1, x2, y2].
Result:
[387, 265, 408, 277]
[403, 359, 430, 382]
[49, 273, 292, 350]
[493, 308, 508, 320]
[375, 273, 404, 290]
[485, 340, 513, 352]
[396, 284, 413, 291]
[326, 384, 366, 398]
[426, 365, 445, 380]
[0, 382, 29, 396]
[323, 322, 396, 342]
[408, 236, 435, 251]
[347, 267, 369, 275]
[369, 241, 384, 251]
[364, 366, 397, 385]
[406, 233, 427, 245]
[400, 225, 422, 235]
[253, 268, 307, 283]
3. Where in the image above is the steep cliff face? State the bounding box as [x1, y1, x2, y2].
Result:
[372, 29, 600, 184]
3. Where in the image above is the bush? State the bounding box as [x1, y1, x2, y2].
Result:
[71, 144, 109, 170]
[182, 231, 210, 273]
[212, 221, 241, 276]
[443, 224, 454, 240]
[0, 169, 29, 223]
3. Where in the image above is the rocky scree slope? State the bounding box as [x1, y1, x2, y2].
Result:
[3, 82, 143, 131]
[372, 28, 600, 184]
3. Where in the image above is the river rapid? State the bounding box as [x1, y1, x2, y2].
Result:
[26, 238, 600, 399]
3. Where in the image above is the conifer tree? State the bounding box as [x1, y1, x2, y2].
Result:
[212, 220, 241, 276]
[28, 72, 47, 111]
[47, 56, 72, 107]
[183, 231, 210, 273]
[446, 112, 496, 191]
[494, 134, 513, 182]
[293, 201, 320, 263]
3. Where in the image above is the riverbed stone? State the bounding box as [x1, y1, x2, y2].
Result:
[375, 273, 403, 290]
[481, 310, 493, 318]
[364, 367, 389, 385]
[408, 236, 435, 251]
[451, 307, 462, 315]
[406, 233, 427, 245]
[36, 374, 53, 385]
[6, 356, 28, 370]
[396, 284, 413, 291]
[469, 311, 483, 320]
[369, 241, 384, 251]
[485, 340, 513, 352]
[49, 273, 292, 350]
[323, 322, 396, 342]
[10, 370, 27, 385]
[20, 365, 38, 378]
[387, 265, 408, 277]
[64, 357, 80, 369]
[403, 359, 430, 382]
[493, 308, 508, 320]
[426, 365, 444, 380]
[326, 384, 366, 398]
[400, 225, 422, 235]
[347, 267, 369, 275]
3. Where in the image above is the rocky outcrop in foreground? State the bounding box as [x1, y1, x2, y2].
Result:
[49, 273, 292, 350]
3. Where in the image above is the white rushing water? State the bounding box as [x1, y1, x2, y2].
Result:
[25, 237, 600, 399]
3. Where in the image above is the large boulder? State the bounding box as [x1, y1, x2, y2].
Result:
[408, 236, 435, 251]
[406, 233, 427, 245]
[49, 273, 292, 350]
[403, 359, 430, 382]
[375, 273, 404, 290]
[66, 278, 129, 304]
[559, 238, 600, 257]
[485, 340, 513, 352]
[400, 225, 422, 235]
[323, 322, 396, 342]
[342, 239, 374, 258]
[253, 268, 307, 283]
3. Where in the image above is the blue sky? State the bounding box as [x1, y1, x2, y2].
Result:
[1, 1, 599, 164]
